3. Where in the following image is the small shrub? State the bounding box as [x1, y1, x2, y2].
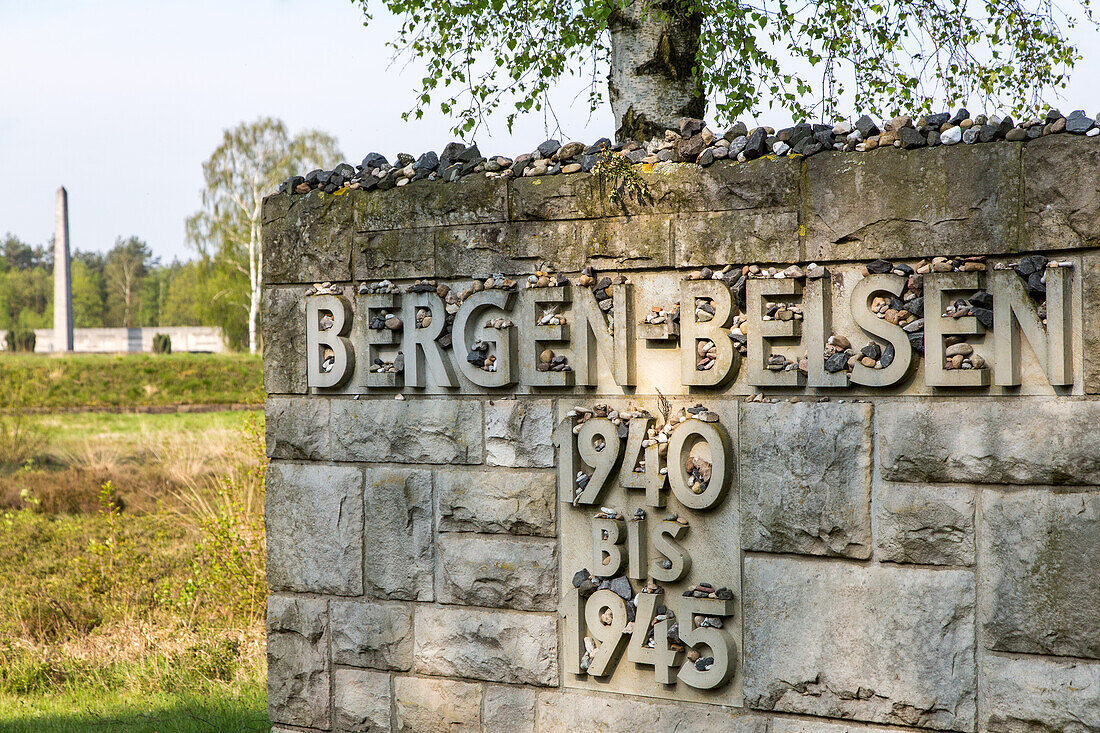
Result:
[152, 333, 172, 354]
[174, 415, 267, 627]
[592, 148, 652, 208]
[0, 371, 47, 466]
[4, 329, 36, 353]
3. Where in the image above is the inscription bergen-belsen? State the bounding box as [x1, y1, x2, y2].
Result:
[305, 259, 1074, 395]
[300, 255, 1076, 702]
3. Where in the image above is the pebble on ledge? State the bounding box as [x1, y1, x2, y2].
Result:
[278, 108, 1100, 196]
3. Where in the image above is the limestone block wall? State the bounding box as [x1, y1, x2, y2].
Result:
[262, 137, 1100, 733]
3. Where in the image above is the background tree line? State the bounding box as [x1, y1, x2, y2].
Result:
[2, 117, 341, 352]
[0, 232, 251, 348]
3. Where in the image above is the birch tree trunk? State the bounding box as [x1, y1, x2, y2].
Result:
[608, 0, 705, 143]
[248, 178, 261, 355]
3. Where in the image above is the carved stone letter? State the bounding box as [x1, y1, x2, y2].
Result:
[924, 271, 989, 388]
[306, 294, 354, 390]
[992, 267, 1072, 386]
[401, 292, 457, 389]
[746, 278, 804, 387]
[850, 274, 913, 388]
[680, 280, 738, 387]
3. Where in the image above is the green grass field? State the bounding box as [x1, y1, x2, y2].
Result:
[0, 683, 268, 733]
[0, 397, 269, 731]
[0, 353, 263, 410]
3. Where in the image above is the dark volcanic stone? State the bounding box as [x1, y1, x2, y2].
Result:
[537, 139, 561, 158]
[880, 341, 895, 368]
[584, 138, 612, 155]
[360, 153, 388, 169]
[723, 121, 748, 140]
[979, 124, 998, 143]
[442, 163, 463, 182]
[949, 108, 970, 125]
[925, 112, 950, 127]
[855, 115, 879, 138]
[908, 332, 925, 354]
[439, 142, 465, 167]
[572, 569, 591, 589]
[510, 153, 533, 177]
[969, 291, 993, 310]
[743, 128, 767, 159]
[789, 123, 814, 146]
[457, 144, 482, 164]
[413, 151, 439, 176]
[1027, 271, 1046, 298]
[971, 306, 993, 330]
[1066, 110, 1095, 134]
[1017, 254, 1049, 277]
[866, 259, 893, 274]
[861, 342, 882, 360]
[610, 576, 633, 600]
[825, 351, 849, 373]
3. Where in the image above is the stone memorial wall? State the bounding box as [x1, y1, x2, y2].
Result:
[262, 135, 1100, 733]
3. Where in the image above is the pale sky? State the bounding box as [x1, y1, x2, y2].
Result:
[2, 0, 1098, 262]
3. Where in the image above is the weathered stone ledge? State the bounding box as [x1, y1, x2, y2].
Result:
[262, 137, 1100, 285]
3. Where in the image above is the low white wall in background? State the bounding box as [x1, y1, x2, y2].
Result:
[25, 326, 226, 353]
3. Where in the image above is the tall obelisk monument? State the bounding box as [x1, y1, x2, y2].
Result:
[54, 187, 74, 352]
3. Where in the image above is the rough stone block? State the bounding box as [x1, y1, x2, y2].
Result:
[535, 690, 766, 732]
[262, 190, 292, 225]
[743, 556, 976, 731]
[354, 227, 435, 280]
[355, 176, 509, 231]
[414, 605, 558, 686]
[879, 400, 1100, 485]
[266, 462, 363, 595]
[1084, 254, 1100, 394]
[331, 599, 413, 670]
[394, 676, 482, 732]
[981, 490, 1100, 659]
[875, 483, 975, 566]
[436, 534, 557, 610]
[262, 286, 306, 394]
[263, 191, 354, 284]
[509, 173, 606, 221]
[803, 144, 1022, 261]
[434, 221, 579, 277]
[333, 668, 391, 733]
[618, 157, 801, 217]
[484, 686, 536, 733]
[330, 398, 483, 464]
[983, 654, 1100, 733]
[267, 595, 329, 729]
[674, 209, 799, 266]
[266, 396, 329, 460]
[485, 399, 554, 467]
[579, 215, 672, 268]
[363, 468, 434, 601]
[767, 719, 905, 733]
[436, 468, 556, 536]
[739, 401, 873, 558]
[1022, 135, 1100, 250]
